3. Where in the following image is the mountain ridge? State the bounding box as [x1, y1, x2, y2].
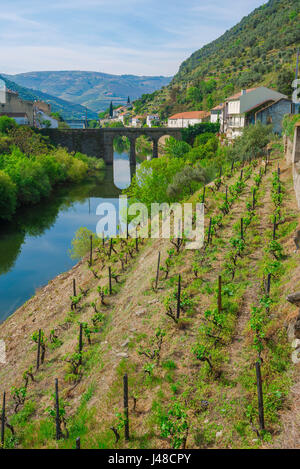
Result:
[4, 71, 172, 113]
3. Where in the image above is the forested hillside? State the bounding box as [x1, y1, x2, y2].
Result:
[134, 0, 300, 119]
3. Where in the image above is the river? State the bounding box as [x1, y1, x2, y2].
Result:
[0, 151, 140, 322]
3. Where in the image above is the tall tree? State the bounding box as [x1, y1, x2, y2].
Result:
[109, 101, 113, 118]
[127, 96, 130, 104]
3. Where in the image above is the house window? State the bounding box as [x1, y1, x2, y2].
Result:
[267, 116, 272, 124]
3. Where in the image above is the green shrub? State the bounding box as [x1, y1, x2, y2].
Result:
[0, 115, 17, 134]
[0, 170, 17, 219]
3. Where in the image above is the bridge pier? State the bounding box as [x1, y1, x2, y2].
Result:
[129, 138, 136, 165]
[152, 137, 159, 159]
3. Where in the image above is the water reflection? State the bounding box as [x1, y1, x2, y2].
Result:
[0, 153, 130, 321]
[113, 151, 131, 189]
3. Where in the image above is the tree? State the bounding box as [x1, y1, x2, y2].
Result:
[127, 96, 130, 104]
[109, 101, 113, 118]
[277, 70, 294, 97]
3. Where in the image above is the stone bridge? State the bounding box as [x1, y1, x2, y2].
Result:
[40, 128, 182, 164]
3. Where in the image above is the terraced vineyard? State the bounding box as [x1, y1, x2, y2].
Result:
[0, 150, 299, 449]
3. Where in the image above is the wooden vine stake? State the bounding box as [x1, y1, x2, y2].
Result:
[109, 267, 112, 295]
[155, 251, 161, 290]
[217, 276, 222, 314]
[176, 274, 181, 320]
[207, 218, 212, 245]
[231, 160, 234, 175]
[73, 278, 76, 297]
[252, 189, 256, 210]
[1, 391, 5, 447]
[36, 328, 41, 371]
[123, 374, 129, 441]
[135, 227, 138, 252]
[89, 235, 93, 266]
[240, 218, 244, 241]
[225, 186, 228, 204]
[273, 216, 277, 240]
[240, 169, 243, 181]
[79, 323, 83, 365]
[72, 279, 77, 311]
[55, 379, 62, 440]
[76, 437, 80, 449]
[266, 273, 271, 296]
[255, 362, 265, 431]
[202, 186, 206, 204]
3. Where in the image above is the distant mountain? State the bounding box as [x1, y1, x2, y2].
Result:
[0, 74, 98, 120]
[4, 71, 172, 113]
[133, 0, 300, 119]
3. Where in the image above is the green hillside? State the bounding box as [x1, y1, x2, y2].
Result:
[0, 74, 98, 120]
[134, 0, 300, 119]
[4, 71, 172, 113]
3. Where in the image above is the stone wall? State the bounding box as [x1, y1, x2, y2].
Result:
[293, 124, 300, 164]
[284, 135, 294, 165]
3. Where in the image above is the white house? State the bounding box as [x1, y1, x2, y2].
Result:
[131, 115, 144, 127]
[223, 87, 287, 139]
[113, 106, 127, 118]
[210, 104, 224, 125]
[146, 114, 160, 127]
[35, 109, 59, 128]
[118, 112, 130, 124]
[168, 111, 210, 128]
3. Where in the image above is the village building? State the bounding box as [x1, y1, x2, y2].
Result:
[168, 111, 210, 128]
[0, 112, 30, 125]
[131, 115, 145, 127]
[222, 87, 288, 139]
[146, 114, 160, 127]
[34, 108, 58, 128]
[0, 89, 34, 125]
[64, 119, 86, 129]
[34, 102, 58, 128]
[113, 106, 127, 118]
[118, 111, 131, 124]
[210, 104, 224, 125]
[255, 98, 293, 135]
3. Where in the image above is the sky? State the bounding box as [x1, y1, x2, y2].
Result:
[0, 0, 266, 77]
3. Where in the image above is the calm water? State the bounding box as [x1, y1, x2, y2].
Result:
[0, 151, 134, 321]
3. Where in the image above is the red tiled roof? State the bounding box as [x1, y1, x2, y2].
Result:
[211, 104, 224, 111]
[226, 88, 257, 101]
[169, 111, 210, 120]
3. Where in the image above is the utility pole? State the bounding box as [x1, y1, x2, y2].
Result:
[293, 48, 299, 114]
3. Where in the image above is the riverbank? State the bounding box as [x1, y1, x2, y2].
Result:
[0, 153, 299, 449]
